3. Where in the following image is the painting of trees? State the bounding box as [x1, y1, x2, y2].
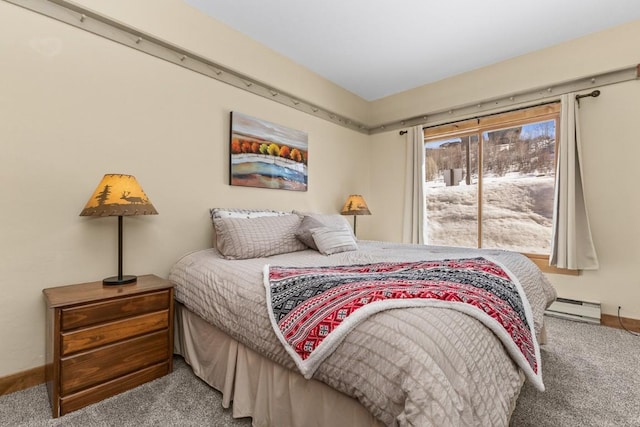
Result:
[229, 111, 308, 191]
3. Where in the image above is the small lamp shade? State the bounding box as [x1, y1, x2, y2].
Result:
[340, 194, 371, 216]
[340, 194, 371, 236]
[80, 174, 157, 217]
[80, 174, 157, 286]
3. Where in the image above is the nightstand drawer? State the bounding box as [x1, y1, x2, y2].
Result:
[61, 290, 170, 330]
[61, 311, 169, 356]
[60, 362, 170, 415]
[61, 330, 169, 395]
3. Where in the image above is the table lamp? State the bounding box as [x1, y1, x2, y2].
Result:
[340, 194, 371, 236]
[80, 174, 158, 285]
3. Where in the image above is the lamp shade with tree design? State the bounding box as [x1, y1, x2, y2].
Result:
[340, 194, 371, 236]
[80, 174, 157, 285]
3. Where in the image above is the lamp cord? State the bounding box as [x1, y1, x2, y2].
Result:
[617, 306, 640, 337]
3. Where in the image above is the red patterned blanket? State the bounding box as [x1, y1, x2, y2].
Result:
[264, 257, 543, 391]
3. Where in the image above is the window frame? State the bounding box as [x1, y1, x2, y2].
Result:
[423, 102, 576, 275]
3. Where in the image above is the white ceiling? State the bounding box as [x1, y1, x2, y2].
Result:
[184, 0, 640, 101]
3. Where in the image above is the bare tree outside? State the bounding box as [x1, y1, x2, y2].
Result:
[425, 119, 556, 254]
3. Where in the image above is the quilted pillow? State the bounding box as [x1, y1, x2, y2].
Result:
[214, 214, 307, 259]
[311, 226, 358, 255]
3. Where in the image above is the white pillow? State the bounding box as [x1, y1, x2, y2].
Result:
[214, 214, 307, 259]
[210, 207, 289, 221]
[311, 226, 358, 255]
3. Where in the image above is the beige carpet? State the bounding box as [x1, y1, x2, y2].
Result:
[510, 315, 640, 426]
[1, 316, 638, 426]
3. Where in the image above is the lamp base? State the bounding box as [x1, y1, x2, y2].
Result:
[103, 275, 137, 286]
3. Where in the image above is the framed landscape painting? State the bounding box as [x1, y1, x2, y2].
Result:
[229, 112, 308, 191]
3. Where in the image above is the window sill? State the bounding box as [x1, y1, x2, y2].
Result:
[525, 253, 579, 276]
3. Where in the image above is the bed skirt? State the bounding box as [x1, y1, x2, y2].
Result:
[174, 302, 384, 427]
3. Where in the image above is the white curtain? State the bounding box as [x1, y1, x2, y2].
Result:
[402, 125, 426, 244]
[550, 94, 599, 270]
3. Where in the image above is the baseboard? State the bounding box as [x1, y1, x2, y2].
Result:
[0, 365, 45, 397]
[545, 298, 601, 324]
[601, 314, 640, 333]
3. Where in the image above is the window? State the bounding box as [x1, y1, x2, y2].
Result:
[423, 103, 560, 257]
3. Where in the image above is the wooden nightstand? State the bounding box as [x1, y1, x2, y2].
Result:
[43, 274, 174, 418]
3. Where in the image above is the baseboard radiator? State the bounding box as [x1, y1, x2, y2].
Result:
[545, 297, 601, 324]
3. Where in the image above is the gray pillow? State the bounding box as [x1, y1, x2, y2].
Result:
[295, 216, 326, 250]
[293, 211, 355, 240]
[311, 226, 359, 255]
[214, 214, 307, 259]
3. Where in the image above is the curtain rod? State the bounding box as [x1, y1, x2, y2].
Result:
[575, 89, 601, 101]
[398, 88, 603, 135]
[575, 89, 601, 106]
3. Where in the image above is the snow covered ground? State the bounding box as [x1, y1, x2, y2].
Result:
[425, 173, 554, 254]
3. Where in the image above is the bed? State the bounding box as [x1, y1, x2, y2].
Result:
[168, 209, 557, 427]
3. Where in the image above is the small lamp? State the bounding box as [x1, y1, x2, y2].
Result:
[340, 194, 371, 236]
[80, 174, 158, 286]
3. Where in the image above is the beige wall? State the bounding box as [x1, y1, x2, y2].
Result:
[0, 1, 370, 376]
[368, 20, 640, 321]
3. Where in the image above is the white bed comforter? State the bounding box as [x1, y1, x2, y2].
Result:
[169, 241, 556, 427]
